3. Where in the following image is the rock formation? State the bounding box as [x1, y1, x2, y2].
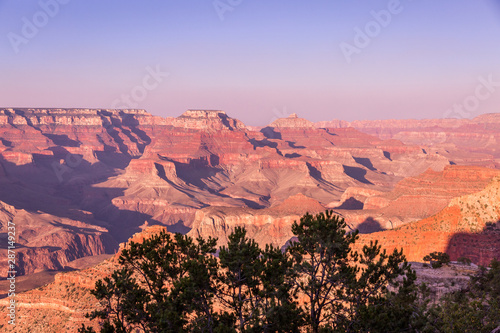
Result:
[0, 199, 117, 276]
[316, 114, 500, 168]
[357, 177, 500, 265]
[336, 165, 500, 231]
[0, 225, 167, 333]
[188, 193, 325, 248]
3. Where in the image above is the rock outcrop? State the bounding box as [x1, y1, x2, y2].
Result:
[336, 166, 500, 231]
[0, 226, 166, 333]
[188, 193, 325, 247]
[0, 200, 117, 276]
[357, 177, 500, 265]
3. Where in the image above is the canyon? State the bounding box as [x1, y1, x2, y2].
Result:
[0, 108, 499, 331]
[0, 108, 451, 275]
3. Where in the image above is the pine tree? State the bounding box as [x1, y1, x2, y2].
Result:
[288, 211, 414, 333]
[79, 231, 219, 333]
[217, 227, 303, 332]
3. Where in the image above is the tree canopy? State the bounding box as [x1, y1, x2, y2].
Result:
[79, 211, 500, 333]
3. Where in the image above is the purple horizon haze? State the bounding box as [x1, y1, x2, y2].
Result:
[1, 0, 500, 126]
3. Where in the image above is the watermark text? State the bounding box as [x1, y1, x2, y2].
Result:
[6, 221, 16, 326]
[444, 74, 500, 119]
[7, 0, 71, 54]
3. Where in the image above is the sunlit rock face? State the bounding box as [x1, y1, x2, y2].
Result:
[357, 176, 500, 266]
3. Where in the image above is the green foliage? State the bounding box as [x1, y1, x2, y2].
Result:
[217, 226, 262, 331]
[288, 211, 415, 333]
[288, 212, 358, 332]
[79, 231, 220, 333]
[423, 251, 450, 269]
[257, 244, 304, 332]
[217, 227, 303, 332]
[424, 259, 500, 332]
[457, 256, 472, 266]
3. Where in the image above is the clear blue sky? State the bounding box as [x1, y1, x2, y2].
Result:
[1, 0, 500, 125]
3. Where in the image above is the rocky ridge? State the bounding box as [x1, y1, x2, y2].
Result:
[335, 165, 500, 231]
[188, 193, 325, 248]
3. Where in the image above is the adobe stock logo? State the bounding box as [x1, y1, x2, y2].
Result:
[111, 65, 169, 109]
[339, 0, 411, 64]
[7, 0, 71, 54]
[213, 0, 243, 21]
[51, 152, 83, 183]
[444, 74, 500, 119]
[270, 106, 290, 124]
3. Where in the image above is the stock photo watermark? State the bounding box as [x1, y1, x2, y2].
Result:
[51, 153, 83, 183]
[270, 106, 291, 124]
[6, 221, 17, 326]
[50, 64, 168, 182]
[339, 0, 412, 64]
[111, 65, 169, 109]
[213, 0, 243, 21]
[444, 74, 500, 119]
[7, 0, 71, 54]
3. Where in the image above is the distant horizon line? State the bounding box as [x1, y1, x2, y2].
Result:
[1, 107, 497, 127]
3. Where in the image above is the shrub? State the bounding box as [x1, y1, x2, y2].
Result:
[457, 257, 472, 266]
[423, 252, 450, 269]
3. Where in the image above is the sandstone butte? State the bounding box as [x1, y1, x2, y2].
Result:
[0, 108, 500, 331]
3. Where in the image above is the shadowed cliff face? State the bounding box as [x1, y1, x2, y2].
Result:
[446, 223, 500, 266]
[0, 196, 117, 276]
[0, 108, 499, 277]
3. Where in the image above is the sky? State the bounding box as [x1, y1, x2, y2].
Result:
[1, 0, 500, 126]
